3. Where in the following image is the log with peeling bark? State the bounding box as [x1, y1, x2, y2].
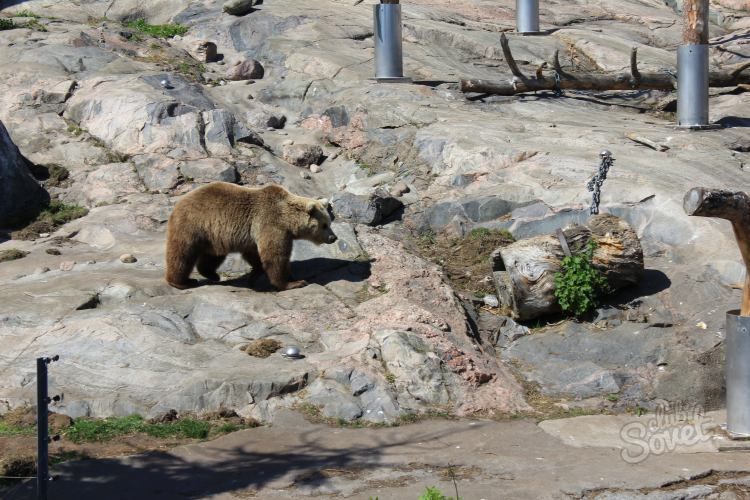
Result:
[684, 188, 750, 316]
[682, 0, 709, 45]
[459, 34, 750, 96]
[492, 214, 644, 321]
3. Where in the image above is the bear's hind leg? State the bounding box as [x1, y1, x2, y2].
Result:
[196, 254, 226, 281]
[165, 240, 200, 289]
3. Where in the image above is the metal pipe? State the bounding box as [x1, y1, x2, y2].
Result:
[516, 0, 540, 34]
[374, 3, 405, 80]
[677, 44, 709, 128]
[726, 310, 750, 437]
[36, 358, 49, 500]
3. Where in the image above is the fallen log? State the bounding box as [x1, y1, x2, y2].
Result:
[492, 214, 644, 321]
[460, 34, 750, 96]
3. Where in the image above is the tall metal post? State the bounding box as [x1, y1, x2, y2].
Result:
[36, 357, 49, 500]
[677, 0, 710, 128]
[516, 0, 540, 34]
[373, 1, 409, 82]
[727, 311, 750, 436]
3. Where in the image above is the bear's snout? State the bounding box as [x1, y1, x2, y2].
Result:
[327, 233, 338, 244]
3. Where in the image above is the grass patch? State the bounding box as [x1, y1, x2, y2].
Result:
[12, 10, 42, 19]
[11, 199, 87, 240]
[410, 227, 514, 297]
[67, 123, 83, 136]
[0, 421, 35, 437]
[0, 249, 29, 263]
[0, 18, 14, 30]
[65, 415, 247, 443]
[125, 19, 188, 39]
[42, 200, 88, 226]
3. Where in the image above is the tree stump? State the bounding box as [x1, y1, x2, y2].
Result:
[492, 214, 644, 321]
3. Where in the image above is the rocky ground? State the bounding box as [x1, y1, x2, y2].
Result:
[0, 0, 749, 431]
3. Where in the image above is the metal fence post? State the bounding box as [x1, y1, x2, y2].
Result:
[36, 355, 58, 500]
[36, 357, 49, 500]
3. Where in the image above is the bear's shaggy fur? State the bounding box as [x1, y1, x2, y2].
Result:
[165, 182, 337, 291]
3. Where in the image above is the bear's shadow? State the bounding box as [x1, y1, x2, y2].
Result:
[214, 258, 371, 292]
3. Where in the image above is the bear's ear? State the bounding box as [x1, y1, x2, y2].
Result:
[305, 200, 318, 214]
[318, 198, 329, 207]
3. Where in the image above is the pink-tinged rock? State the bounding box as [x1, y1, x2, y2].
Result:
[225, 58, 264, 81]
[59, 261, 76, 271]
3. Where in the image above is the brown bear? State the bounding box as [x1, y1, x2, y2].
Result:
[165, 182, 337, 291]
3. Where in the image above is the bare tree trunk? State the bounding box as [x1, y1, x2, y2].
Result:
[682, 0, 709, 45]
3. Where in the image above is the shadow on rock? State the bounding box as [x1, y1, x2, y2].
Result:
[213, 258, 371, 291]
[605, 268, 672, 305]
[715, 116, 750, 129]
[3, 424, 465, 499]
[0, 1, 30, 9]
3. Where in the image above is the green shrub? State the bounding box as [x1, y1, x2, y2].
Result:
[553, 240, 609, 317]
[0, 18, 14, 30]
[419, 486, 458, 500]
[125, 19, 188, 38]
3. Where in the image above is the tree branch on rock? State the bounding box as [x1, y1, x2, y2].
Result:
[460, 36, 750, 96]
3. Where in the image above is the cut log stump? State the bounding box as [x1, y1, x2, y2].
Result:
[492, 214, 644, 321]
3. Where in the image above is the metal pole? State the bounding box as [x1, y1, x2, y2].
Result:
[726, 310, 750, 436]
[36, 357, 49, 500]
[373, 3, 408, 81]
[677, 45, 709, 127]
[516, 0, 540, 34]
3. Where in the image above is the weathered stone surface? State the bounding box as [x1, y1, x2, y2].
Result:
[370, 330, 451, 407]
[0, 120, 48, 227]
[0, 0, 748, 424]
[330, 190, 403, 226]
[223, 0, 256, 16]
[226, 58, 264, 81]
[188, 40, 218, 63]
[282, 144, 324, 167]
[180, 158, 237, 183]
[133, 154, 180, 193]
[77, 162, 143, 207]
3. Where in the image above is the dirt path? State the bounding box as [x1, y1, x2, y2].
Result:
[4, 410, 750, 499]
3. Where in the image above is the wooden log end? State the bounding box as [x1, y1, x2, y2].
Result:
[683, 187, 750, 220]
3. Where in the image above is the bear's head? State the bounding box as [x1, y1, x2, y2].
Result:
[300, 198, 337, 245]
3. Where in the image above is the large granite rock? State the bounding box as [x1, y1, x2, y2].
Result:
[0, 120, 48, 227]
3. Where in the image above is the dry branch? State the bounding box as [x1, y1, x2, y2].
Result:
[460, 40, 750, 96]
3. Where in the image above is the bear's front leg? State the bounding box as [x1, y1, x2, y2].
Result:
[258, 235, 307, 291]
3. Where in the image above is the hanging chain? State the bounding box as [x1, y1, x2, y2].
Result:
[553, 71, 564, 97]
[586, 150, 614, 215]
